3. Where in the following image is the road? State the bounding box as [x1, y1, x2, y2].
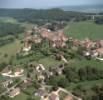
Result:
[0, 80, 23, 97]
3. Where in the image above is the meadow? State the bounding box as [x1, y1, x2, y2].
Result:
[65, 21, 103, 40]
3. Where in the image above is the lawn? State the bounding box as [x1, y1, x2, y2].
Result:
[0, 39, 22, 63]
[65, 21, 103, 40]
[0, 17, 18, 24]
[11, 92, 29, 100]
[13, 55, 63, 69]
[0, 17, 34, 30]
[38, 57, 64, 69]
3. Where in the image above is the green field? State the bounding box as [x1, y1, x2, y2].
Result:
[65, 21, 103, 40]
[69, 58, 103, 70]
[0, 17, 18, 24]
[0, 17, 34, 64]
[0, 39, 22, 63]
[11, 92, 29, 100]
[0, 17, 34, 30]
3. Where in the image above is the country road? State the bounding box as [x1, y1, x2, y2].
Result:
[0, 80, 22, 97]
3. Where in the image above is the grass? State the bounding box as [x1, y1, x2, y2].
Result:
[0, 17, 34, 30]
[65, 21, 103, 40]
[13, 55, 63, 69]
[11, 92, 29, 100]
[0, 17, 18, 24]
[38, 57, 64, 69]
[0, 39, 22, 63]
[69, 58, 103, 70]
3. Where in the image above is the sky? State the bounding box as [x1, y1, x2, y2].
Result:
[0, 0, 103, 9]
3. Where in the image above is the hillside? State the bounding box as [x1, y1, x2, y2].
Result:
[60, 5, 103, 13]
[65, 21, 103, 40]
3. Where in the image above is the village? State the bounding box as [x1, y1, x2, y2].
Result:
[23, 25, 103, 60]
[0, 24, 103, 100]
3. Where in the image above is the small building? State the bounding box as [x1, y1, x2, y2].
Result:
[9, 88, 20, 98]
[1, 67, 12, 76]
[36, 64, 45, 73]
[64, 96, 73, 100]
[14, 68, 24, 76]
[35, 88, 48, 100]
[96, 40, 103, 48]
[91, 48, 103, 57]
[23, 45, 31, 52]
[49, 92, 59, 100]
[32, 34, 42, 44]
[2, 79, 13, 88]
[19, 80, 32, 89]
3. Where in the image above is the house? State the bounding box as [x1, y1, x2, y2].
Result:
[92, 48, 103, 57]
[23, 31, 32, 52]
[37, 74, 45, 83]
[96, 40, 103, 48]
[49, 64, 65, 75]
[2, 79, 13, 88]
[49, 92, 59, 100]
[73, 39, 80, 46]
[32, 34, 42, 44]
[23, 45, 31, 52]
[64, 96, 73, 100]
[83, 51, 91, 57]
[36, 64, 45, 73]
[40, 28, 68, 48]
[23, 38, 31, 52]
[14, 68, 24, 76]
[19, 80, 32, 89]
[35, 88, 48, 100]
[40, 28, 51, 38]
[1, 67, 12, 76]
[64, 95, 82, 100]
[80, 38, 96, 50]
[9, 88, 20, 98]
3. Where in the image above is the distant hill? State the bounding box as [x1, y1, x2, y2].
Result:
[0, 8, 89, 25]
[59, 5, 103, 13]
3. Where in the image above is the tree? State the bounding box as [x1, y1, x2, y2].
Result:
[58, 76, 69, 88]
[78, 68, 87, 81]
[4, 53, 8, 58]
[63, 67, 79, 82]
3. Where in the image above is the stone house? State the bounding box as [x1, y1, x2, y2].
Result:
[9, 88, 20, 98]
[1, 67, 12, 76]
[2, 79, 13, 88]
[14, 68, 24, 76]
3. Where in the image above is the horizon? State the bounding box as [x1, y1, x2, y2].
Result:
[0, 0, 103, 9]
[0, 4, 103, 10]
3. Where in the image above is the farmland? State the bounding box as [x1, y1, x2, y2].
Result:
[65, 21, 103, 40]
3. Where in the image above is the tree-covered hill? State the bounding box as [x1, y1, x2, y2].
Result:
[0, 8, 90, 24]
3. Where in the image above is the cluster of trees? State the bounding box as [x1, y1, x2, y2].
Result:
[0, 9, 91, 25]
[0, 22, 25, 37]
[0, 62, 8, 71]
[47, 66, 103, 88]
[95, 17, 103, 24]
[46, 66, 103, 100]
[0, 37, 14, 47]
[45, 21, 67, 31]
[72, 84, 103, 100]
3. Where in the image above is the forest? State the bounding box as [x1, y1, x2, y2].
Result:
[0, 8, 91, 24]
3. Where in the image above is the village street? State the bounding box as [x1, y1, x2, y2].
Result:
[0, 80, 23, 97]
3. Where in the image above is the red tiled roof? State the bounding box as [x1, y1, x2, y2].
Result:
[49, 93, 58, 100]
